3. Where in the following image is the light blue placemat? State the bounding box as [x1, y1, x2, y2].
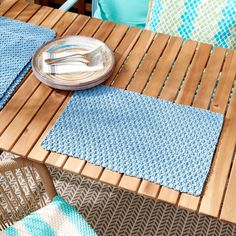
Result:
[42, 86, 224, 195]
[0, 16, 55, 109]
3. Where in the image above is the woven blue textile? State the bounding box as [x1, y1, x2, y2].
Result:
[0, 17, 55, 109]
[42, 86, 224, 195]
[4, 196, 97, 236]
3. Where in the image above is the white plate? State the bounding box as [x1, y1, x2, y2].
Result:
[32, 36, 115, 90]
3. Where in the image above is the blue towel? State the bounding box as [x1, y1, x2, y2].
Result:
[0, 17, 55, 109]
[42, 86, 224, 196]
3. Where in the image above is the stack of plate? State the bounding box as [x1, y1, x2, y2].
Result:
[32, 36, 115, 90]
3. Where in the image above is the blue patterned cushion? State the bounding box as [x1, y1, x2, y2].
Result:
[146, 0, 236, 48]
[3, 196, 97, 236]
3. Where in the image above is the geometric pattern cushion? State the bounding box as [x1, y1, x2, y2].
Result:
[3, 196, 97, 236]
[146, 0, 236, 49]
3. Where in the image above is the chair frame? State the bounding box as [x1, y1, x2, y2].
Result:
[0, 157, 57, 231]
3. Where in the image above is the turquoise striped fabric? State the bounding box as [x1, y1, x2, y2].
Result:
[147, 0, 236, 49]
[3, 196, 97, 236]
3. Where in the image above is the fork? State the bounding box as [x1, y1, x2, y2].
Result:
[45, 45, 102, 65]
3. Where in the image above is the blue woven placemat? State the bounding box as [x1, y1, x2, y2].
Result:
[0, 16, 55, 109]
[42, 86, 224, 195]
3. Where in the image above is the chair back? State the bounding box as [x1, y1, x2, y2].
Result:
[0, 158, 57, 230]
[92, 0, 98, 16]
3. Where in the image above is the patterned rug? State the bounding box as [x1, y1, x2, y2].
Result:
[1, 152, 236, 236]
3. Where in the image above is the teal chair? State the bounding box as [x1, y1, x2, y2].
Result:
[59, 0, 80, 11]
[60, 0, 149, 28]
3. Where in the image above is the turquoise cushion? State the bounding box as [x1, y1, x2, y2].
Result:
[3, 196, 97, 236]
[146, 0, 236, 49]
[94, 0, 150, 28]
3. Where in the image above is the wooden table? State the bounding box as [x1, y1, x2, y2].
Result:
[1, 0, 236, 224]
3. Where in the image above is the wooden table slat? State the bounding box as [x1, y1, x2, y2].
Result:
[210, 50, 236, 114]
[159, 40, 198, 101]
[0, 0, 18, 16]
[63, 14, 90, 36]
[119, 175, 141, 192]
[192, 47, 227, 109]
[0, 75, 40, 135]
[63, 157, 86, 174]
[112, 30, 155, 89]
[78, 17, 102, 37]
[138, 180, 160, 198]
[45, 152, 68, 168]
[200, 95, 236, 217]
[53, 11, 78, 37]
[143, 36, 183, 97]
[15, 3, 41, 22]
[198, 62, 236, 217]
[3, 0, 29, 18]
[176, 43, 212, 105]
[178, 46, 227, 211]
[0, 84, 52, 150]
[40, 8, 65, 29]
[105, 24, 129, 51]
[99, 169, 122, 186]
[27, 6, 53, 25]
[28, 95, 72, 162]
[11, 90, 68, 155]
[220, 152, 236, 223]
[82, 163, 103, 180]
[156, 43, 213, 204]
[105, 27, 142, 86]
[128, 33, 170, 94]
[93, 21, 116, 42]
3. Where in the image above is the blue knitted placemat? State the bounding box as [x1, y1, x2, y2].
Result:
[0, 16, 55, 109]
[42, 86, 224, 195]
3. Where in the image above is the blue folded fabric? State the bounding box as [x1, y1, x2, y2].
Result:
[42, 85, 224, 195]
[0, 17, 55, 109]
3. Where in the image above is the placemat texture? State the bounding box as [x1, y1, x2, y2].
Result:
[0, 16, 55, 109]
[42, 85, 224, 195]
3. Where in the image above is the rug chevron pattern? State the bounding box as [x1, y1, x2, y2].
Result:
[49, 166, 236, 236]
[1, 153, 236, 236]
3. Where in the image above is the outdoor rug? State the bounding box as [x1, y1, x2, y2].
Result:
[42, 85, 224, 195]
[1, 152, 236, 236]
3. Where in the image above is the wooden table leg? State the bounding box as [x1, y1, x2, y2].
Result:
[77, 0, 85, 14]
